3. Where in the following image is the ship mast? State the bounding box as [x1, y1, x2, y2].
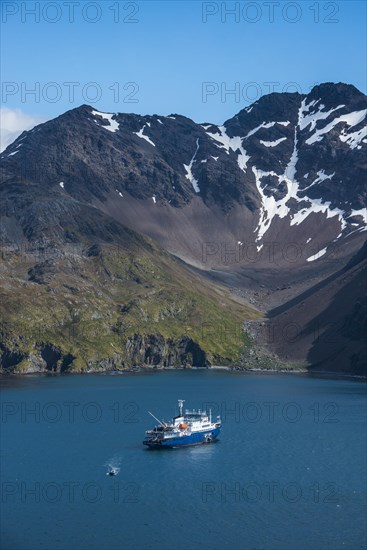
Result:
[148, 411, 166, 427]
[178, 399, 185, 417]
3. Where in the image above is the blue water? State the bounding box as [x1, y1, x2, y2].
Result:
[1, 370, 366, 550]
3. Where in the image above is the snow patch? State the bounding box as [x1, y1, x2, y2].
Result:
[244, 121, 290, 139]
[91, 110, 119, 133]
[254, 103, 348, 242]
[134, 125, 156, 147]
[290, 197, 346, 230]
[339, 125, 367, 149]
[245, 121, 276, 139]
[184, 138, 200, 193]
[299, 99, 345, 132]
[206, 126, 250, 171]
[253, 167, 284, 241]
[253, 124, 300, 240]
[301, 170, 335, 192]
[305, 109, 367, 145]
[349, 208, 367, 225]
[306, 247, 328, 262]
[259, 137, 287, 147]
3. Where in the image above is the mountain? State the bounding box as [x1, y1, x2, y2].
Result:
[1, 82, 366, 374]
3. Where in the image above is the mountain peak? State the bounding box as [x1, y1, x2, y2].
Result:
[225, 90, 303, 130]
[308, 82, 366, 108]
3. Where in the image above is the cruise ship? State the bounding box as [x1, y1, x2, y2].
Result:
[143, 400, 222, 448]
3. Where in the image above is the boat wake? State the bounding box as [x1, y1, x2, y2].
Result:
[105, 456, 121, 476]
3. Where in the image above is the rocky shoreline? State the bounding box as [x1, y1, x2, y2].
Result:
[0, 343, 300, 376]
[2, 364, 366, 381]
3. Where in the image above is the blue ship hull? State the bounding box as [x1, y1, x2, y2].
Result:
[144, 426, 221, 449]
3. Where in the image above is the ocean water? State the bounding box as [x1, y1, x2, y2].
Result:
[0, 370, 366, 550]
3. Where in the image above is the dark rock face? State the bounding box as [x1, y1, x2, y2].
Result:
[0, 335, 209, 373]
[125, 334, 209, 368]
[39, 344, 75, 373]
[0, 343, 25, 370]
[0, 342, 75, 373]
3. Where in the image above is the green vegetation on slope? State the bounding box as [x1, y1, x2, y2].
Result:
[0, 241, 261, 373]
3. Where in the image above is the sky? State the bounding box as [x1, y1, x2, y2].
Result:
[0, 0, 366, 149]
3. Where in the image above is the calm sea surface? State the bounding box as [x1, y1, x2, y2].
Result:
[1, 370, 366, 550]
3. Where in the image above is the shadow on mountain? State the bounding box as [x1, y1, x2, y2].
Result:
[306, 261, 367, 375]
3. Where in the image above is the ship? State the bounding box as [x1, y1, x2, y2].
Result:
[143, 399, 222, 448]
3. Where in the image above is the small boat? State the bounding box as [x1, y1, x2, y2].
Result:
[106, 468, 117, 476]
[143, 399, 222, 449]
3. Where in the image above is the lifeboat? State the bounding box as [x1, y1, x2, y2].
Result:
[179, 423, 188, 430]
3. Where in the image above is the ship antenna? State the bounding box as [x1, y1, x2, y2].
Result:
[148, 411, 166, 427]
[178, 399, 185, 417]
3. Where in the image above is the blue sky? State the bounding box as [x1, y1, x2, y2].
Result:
[1, 0, 366, 138]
